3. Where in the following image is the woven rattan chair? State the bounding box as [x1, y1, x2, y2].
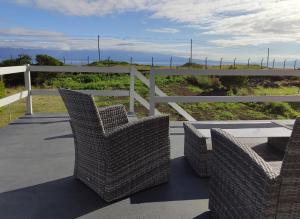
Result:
[209, 118, 300, 218]
[59, 88, 170, 202]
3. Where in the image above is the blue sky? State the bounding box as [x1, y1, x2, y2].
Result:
[1, 0, 300, 63]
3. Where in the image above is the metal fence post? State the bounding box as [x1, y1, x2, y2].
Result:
[129, 66, 135, 114]
[24, 64, 33, 115]
[149, 68, 155, 116]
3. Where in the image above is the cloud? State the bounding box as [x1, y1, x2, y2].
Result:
[0, 27, 197, 57]
[146, 28, 179, 34]
[13, 0, 300, 47]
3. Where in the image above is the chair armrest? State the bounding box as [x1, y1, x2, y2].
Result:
[104, 115, 170, 175]
[183, 122, 207, 152]
[211, 128, 279, 181]
[210, 128, 281, 217]
[97, 104, 129, 132]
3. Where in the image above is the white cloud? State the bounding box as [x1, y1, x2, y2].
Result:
[13, 0, 300, 47]
[0, 27, 196, 57]
[146, 28, 179, 34]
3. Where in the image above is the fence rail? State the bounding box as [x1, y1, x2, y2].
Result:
[1, 65, 300, 121]
[149, 68, 300, 119]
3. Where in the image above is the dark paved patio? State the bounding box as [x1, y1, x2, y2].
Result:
[0, 114, 294, 219]
[0, 114, 210, 219]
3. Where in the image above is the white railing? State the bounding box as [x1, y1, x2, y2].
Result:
[0, 65, 187, 118]
[2, 65, 300, 121]
[0, 65, 135, 115]
[149, 68, 300, 120]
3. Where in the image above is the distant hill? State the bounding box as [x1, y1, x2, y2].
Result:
[0, 47, 222, 66]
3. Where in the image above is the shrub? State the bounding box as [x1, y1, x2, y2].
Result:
[219, 76, 248, 94]
[36, 54, 63, 66]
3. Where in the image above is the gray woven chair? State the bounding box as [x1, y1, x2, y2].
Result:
[59, 88, 170, 202]
[183, 122, 211, 177]
[209, 118, 300, 218]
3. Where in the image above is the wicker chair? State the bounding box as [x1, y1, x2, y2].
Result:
[183, 122, 211, 177]
[209, 118, 300, 219]
[59, 88, 170, 202]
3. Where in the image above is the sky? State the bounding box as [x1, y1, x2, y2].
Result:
[0, 0, 300, 63]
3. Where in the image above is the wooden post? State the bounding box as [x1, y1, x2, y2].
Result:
[87, 56, 90, 65]
[248, 58, 250, 68]
[24, 64, 33, 115]
[294, 60, 297, 70]
[205, 57, 208, 69]
[261, 58, 264, 69]
[190, 39, 193, 65]
[233, 58, 236, 69]
[267, 48, 270, 68]
[129, 66, 135, 114]
[151, 57, 154, 67]
[149, 68, 155, 116]
[272, 59, 275, 69]
[98, 35, 101, 62]
[220, 57, 223, 69]
[170, 56, 173, 69]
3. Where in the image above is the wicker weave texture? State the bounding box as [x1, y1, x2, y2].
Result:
[59, 88, 170, 202]
[183, 122, 211, 177]
[209, 118, 300, 219]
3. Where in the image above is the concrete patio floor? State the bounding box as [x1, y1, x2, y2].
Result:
[0, 114, 294, 219]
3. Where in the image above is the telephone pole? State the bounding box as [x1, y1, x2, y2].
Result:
[267, 48, 270, 68]
[98, 35, 101, 62]
[190, 39, 193, 65]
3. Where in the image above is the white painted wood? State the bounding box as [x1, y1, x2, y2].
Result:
[129, 67, 135, 113]
[151, 68, 300, 76]
[134, 69, 196, 121]
[24, 65, 33, 115]
[30, 65, 131, 73]
[0, 91, 29, 107]
[197, 127, 291, 138]
[154, 95, 300, 103]
[0, 66, 27, 76]
[31, 89, 130, 97]
[133, 92, 161, 115]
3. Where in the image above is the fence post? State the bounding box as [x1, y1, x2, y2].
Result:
[129, 66, 135, 114]
[149, 68, 155, 116]
[24, 64, 33, 115]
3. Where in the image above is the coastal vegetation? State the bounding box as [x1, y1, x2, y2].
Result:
[0, 54, 300, 127]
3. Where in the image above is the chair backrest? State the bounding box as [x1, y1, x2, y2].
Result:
[277, 117, 300, 217]
[59, 88, 105, 141]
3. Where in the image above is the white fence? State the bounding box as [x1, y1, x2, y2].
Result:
[1, 65, 300, 121]
[149, 68, 300, 120]
[0, 65, 189, 118]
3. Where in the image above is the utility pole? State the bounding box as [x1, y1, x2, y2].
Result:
[220, 57, 223, 69]
[98, 35, 101, 62]
[233, 58, 236, 69]
[190, 39, 193, 65]
[267, 48, 270, 68]
[261, 58, 264, 69]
